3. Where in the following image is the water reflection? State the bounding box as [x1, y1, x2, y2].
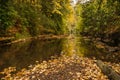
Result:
[62, 35, 120, 63]
[62, 35, 77, 56]
[62, 35, 97, 57]
[0, 39, 62, 72]
[0, 35, 119, 72]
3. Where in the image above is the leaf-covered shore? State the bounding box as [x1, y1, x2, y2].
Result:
[1, 55, 109, 80]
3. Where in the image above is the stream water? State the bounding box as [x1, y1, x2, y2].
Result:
[0, 35, 120, 72]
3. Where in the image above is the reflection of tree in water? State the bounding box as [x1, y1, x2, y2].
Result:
[62, 36, 120, 63]
[0, 39, 63, 72]
[77, 37, 120, 63]
[62, 35, 77, 56]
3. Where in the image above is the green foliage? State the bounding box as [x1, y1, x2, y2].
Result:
[0, 0, 73, 37]
[0, 1, 19, 36]
[75, 4, 83, 33]
[76, 0, 120, 38]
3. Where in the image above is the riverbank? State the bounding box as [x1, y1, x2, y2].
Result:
[0, 34, 68, 46]
[82, 35, 120, 63]
[1, 55, 109, 80]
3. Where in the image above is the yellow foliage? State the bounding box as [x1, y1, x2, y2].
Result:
[52, 0, 63, 15]
[52, 10, 63, 15]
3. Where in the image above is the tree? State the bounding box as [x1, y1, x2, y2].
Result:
[0, 0, 73, 37]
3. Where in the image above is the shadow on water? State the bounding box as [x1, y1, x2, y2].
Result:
[0, 38, 63, 72]
[77, 37, 120, 63]
[0, 35, 120, 74]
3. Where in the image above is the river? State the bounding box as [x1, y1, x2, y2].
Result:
[0, 35, 120, 72]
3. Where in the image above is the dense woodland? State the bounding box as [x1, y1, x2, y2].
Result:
[0, 0, 74, 38]
[76, 0, 120, 46]
[0, 0, 120, 45]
